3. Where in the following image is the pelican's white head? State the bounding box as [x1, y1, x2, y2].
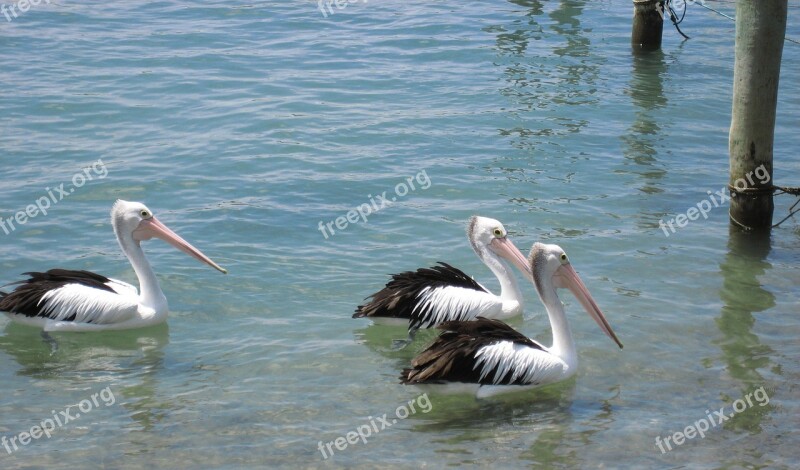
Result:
[529, 242, 622, 348]
[111, 200, 227, 274]
[467, 216, 532, 280]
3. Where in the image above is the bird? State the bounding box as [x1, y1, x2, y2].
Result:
[400, 242, 623, 398]
[0, 200, 227, 332]
[353, 216, 533, 337]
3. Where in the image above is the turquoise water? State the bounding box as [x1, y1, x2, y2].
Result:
[1, 1, 799, 468]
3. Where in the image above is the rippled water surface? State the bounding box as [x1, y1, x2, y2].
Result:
[1, 1, 799, 468]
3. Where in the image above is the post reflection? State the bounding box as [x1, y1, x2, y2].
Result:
[715, 227, 775, 434]
[496, 0, 596, 154]
[622, 49, 668, 196]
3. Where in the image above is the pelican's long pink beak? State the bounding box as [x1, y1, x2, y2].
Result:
[490, 237, 534, 281]
[133, 217, 227, 274]
[554, 264, 622, 348]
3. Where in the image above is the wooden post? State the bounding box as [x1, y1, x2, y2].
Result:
[632, 0, 664, 51]
[729, 0, 787, 229]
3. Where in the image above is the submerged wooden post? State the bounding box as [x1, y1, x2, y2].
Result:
[729, 0, 787, 229]
[632, 0, 664, 51]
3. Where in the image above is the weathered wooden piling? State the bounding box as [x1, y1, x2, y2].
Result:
[632, 0, 664, 51]
[728, 0, 787, 229]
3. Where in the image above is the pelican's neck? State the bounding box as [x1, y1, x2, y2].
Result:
[539, 285, 577, 367]
[118, 234, 167, 311]
[479, 246, 524, 306]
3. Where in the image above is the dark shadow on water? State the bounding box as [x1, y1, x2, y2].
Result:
[409, 379, 575, 428]
[497, 0, 545, 56]
[401, 379, 620, 469]
[353, 323, 435, 364]
[0, 321, 169, 377]
[400, 374, 624, 469]
[0, 321, 171, 431]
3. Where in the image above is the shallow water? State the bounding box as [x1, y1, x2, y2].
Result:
[1, 1, 799, 468]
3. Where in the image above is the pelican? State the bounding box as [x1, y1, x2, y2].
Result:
[0, 200, 227, 332]
[353, 216, 533, 335]
[400, 242, 623, 398]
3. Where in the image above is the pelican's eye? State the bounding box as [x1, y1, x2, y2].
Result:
[493, 228, 503, 237]
[560, 253, 568, 262]
[139, 209, 151, 218]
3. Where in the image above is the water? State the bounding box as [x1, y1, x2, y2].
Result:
[1, 1, 799, 468]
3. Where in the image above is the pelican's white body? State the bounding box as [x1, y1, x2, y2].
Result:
[2, 200, 225, 332]
[4, 277, 167, 332]
[406, 243, 622, 398]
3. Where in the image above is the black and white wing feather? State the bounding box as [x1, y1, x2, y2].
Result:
[354, 262, 501, 331]
[400, 318, 565, 387]
[0, 269, 139, 324]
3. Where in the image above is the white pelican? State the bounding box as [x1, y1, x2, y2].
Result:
[400, 242, 623, 398]
[0, 200, 227, 332]
[353, 216, 533, 335]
